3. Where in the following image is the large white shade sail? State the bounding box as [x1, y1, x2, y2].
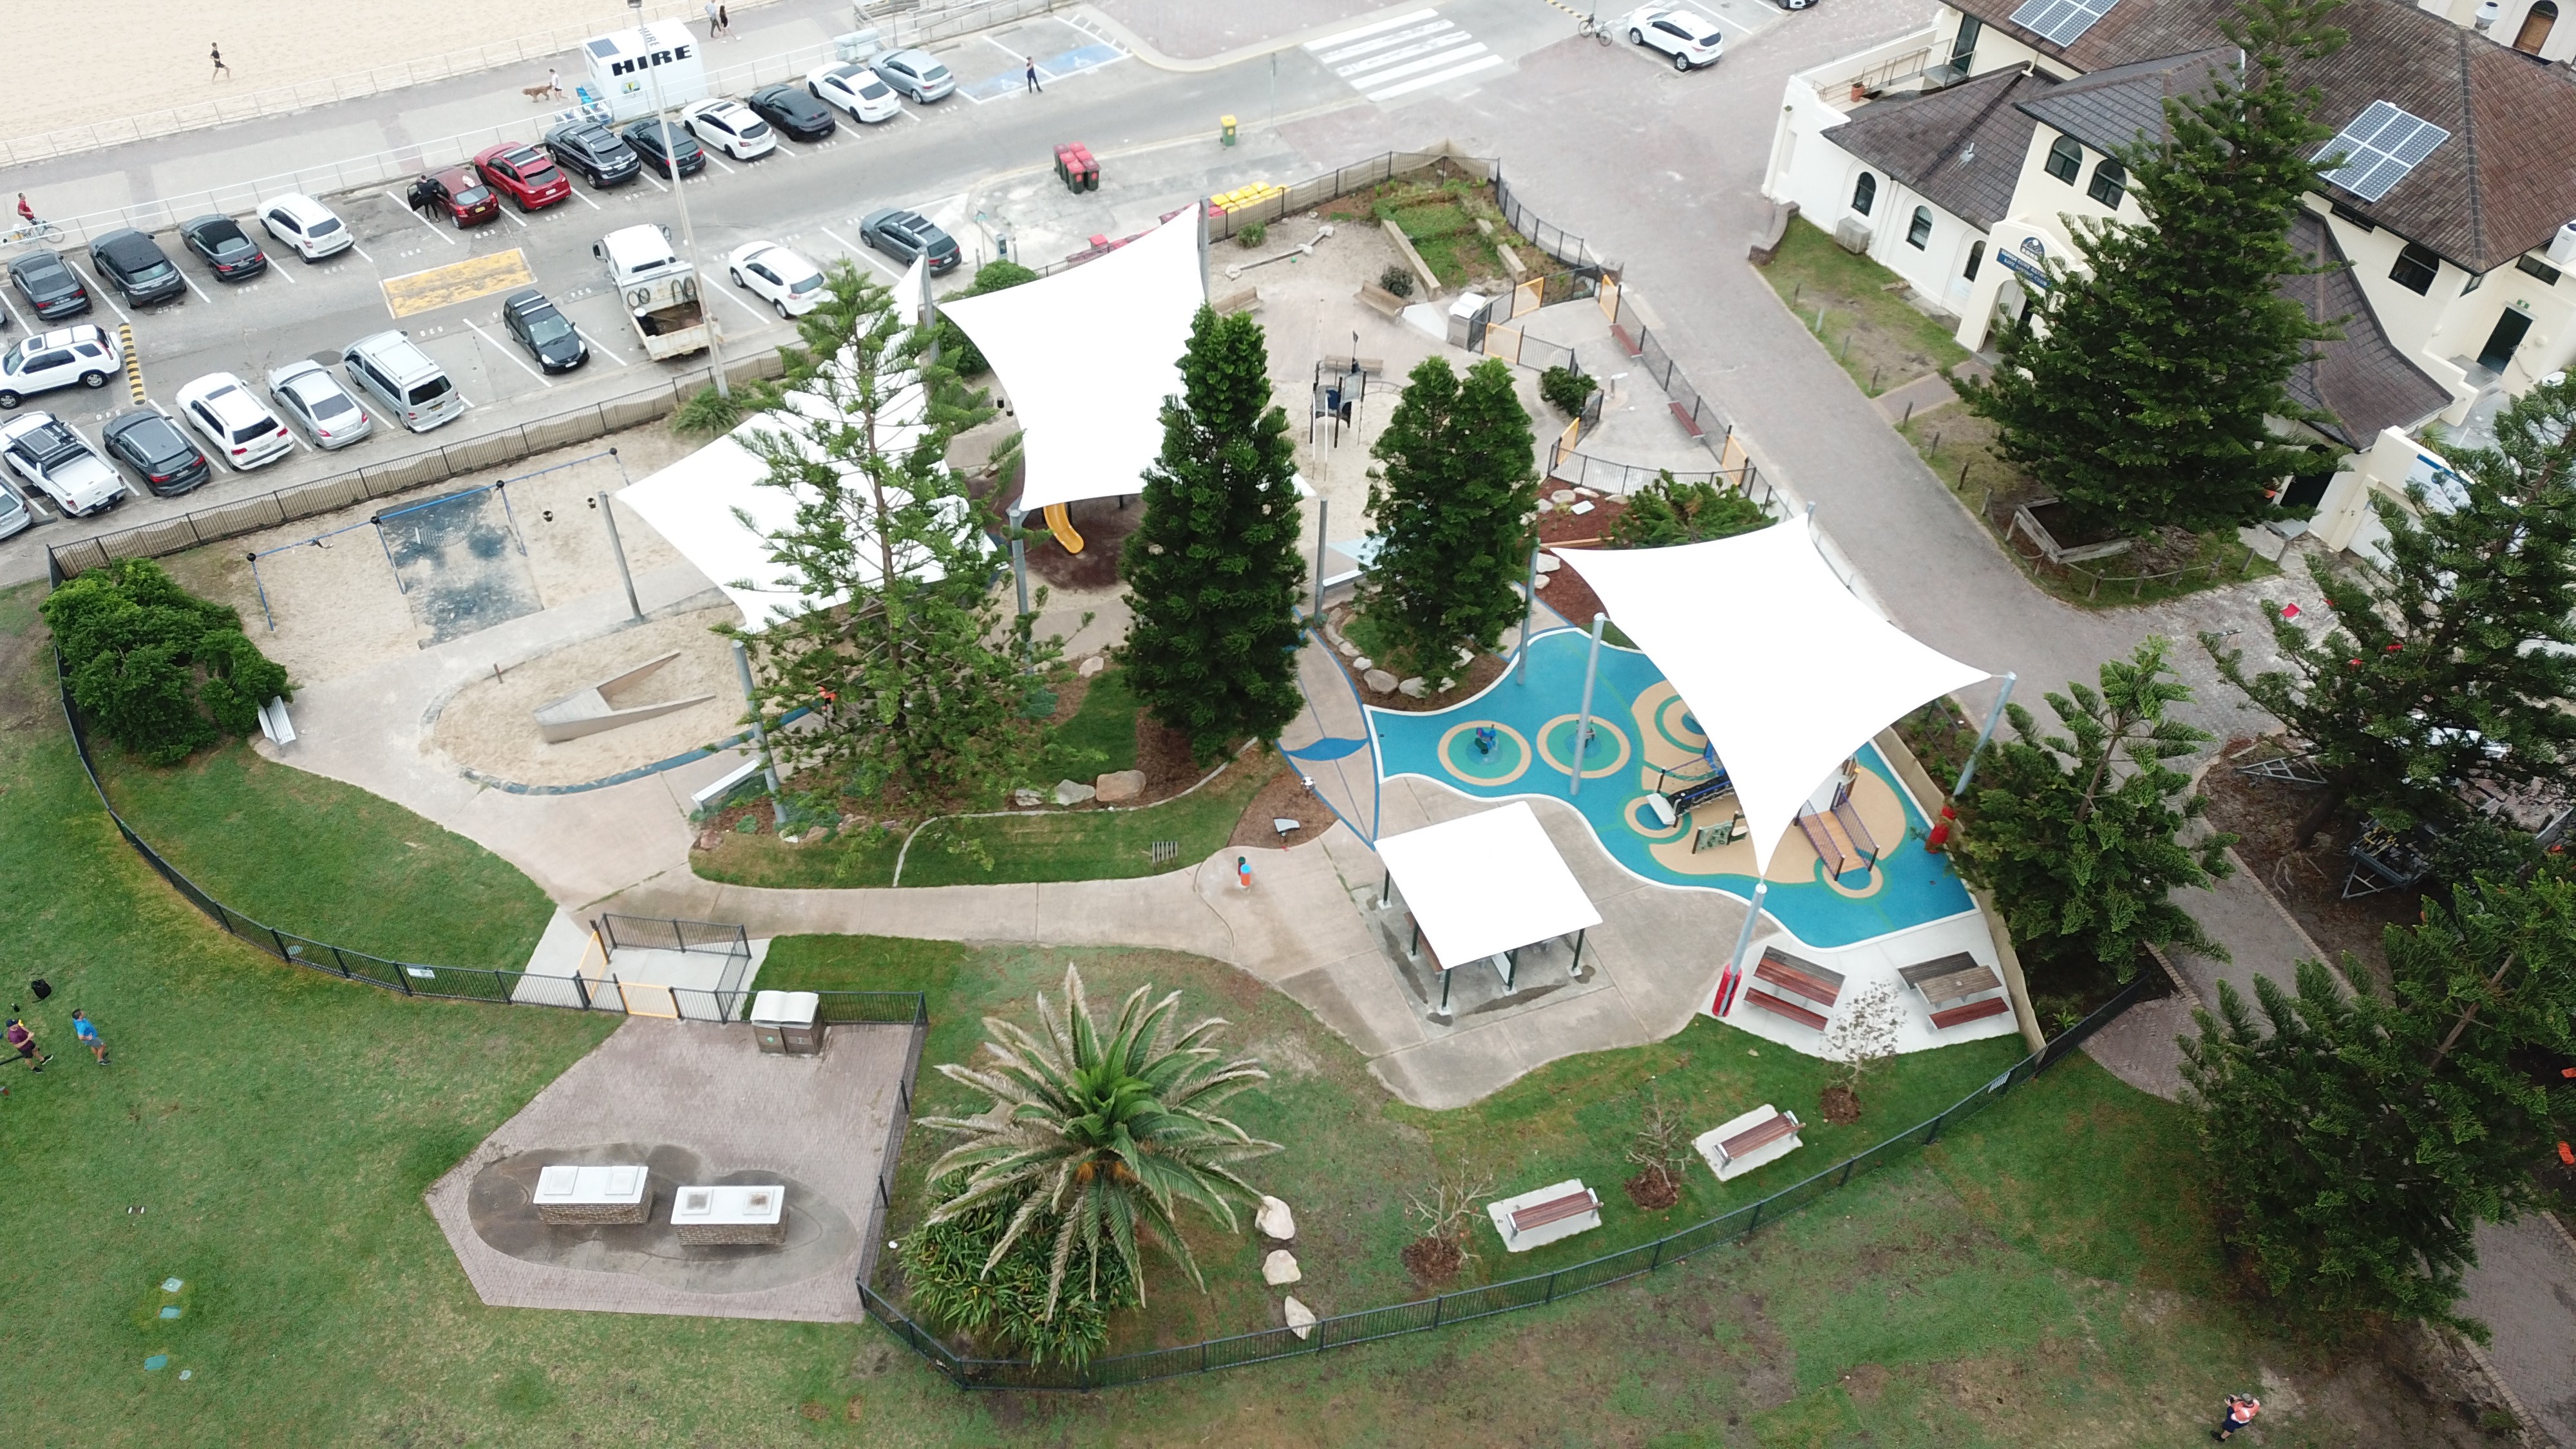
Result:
[1375, 801, 1603, 967]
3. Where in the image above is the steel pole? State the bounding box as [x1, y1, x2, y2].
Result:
[598, 491, 642, 621]
[1718, 878, 1768, 1016]
[1515, 542, 1540, 683]
[1569, 612, 1605, 797]
[1310, 495, 1329, 621]
[731, 639, 785, 825]
[1953, 672, 2018, 800]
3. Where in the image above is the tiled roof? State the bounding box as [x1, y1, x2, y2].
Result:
[2280, 209, 2454, 445]
[2014, 48, 2235, 155]
[1830, 67, 2056, 230]
[1947, 0, 2576, 269]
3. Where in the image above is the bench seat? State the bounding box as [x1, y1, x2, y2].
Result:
[1510, 1189, 1599, 1235]
[1694, 1104, 1805, 1182]
[1717, 1112, 1801, 1164]
[1743, 987, 1828, 1030]
[1486, 1179, 1603, 1252]
[1929, 996, 2011, 1030]
[1756, 947, 1844, 1008]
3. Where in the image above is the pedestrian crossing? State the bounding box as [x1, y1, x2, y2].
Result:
[1305, 8, 1509, 103]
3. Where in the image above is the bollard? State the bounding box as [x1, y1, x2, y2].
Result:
[1220, 114, 1237, 146]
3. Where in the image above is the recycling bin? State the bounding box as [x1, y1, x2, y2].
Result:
[750, 989, 822, 1056]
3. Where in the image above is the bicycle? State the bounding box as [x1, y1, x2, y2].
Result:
[1576, 10, 1614, 43]
[2, 220, 64, 247]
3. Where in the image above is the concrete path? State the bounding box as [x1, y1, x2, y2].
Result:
[2464, 1217, 2576, 1447]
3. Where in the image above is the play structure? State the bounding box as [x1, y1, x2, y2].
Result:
[1040, 502, 1084, 554]
[533, 652, 716, 743]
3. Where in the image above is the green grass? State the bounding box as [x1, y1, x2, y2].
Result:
[1759, 217, 1975, 397]
[899, 752, 1277, 887]
[1039, 667, 1140, 781]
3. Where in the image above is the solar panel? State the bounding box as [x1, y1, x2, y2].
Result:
[2315, 101, 2452, 203]
[2007, 0, 2119, 46]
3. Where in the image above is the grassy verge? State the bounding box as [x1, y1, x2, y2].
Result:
[900, 751, 1278, 887]
[1758, 217, 1974, 397]
[1039, 666, 1140, 781]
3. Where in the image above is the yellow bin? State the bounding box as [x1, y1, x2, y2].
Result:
[1221, 114, 1238, 146]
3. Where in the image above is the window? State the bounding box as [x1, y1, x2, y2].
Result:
[1964, 240, 1985, 280]
[2514, 0, 2557, 55]
[2389, 242, 2441, 295]
[1907, 207, 1933, 249]
[2518, 254, 2562, 286]
[1852, 172, 1876, 216]
[1949, 14, 1983, 69]
[2043, 135, 2082, 183]
[2087, 158, 2127, 208]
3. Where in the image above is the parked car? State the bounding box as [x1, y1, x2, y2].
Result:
[726, 242, 826, 318]
[412, 167, 500, 228]
[620, 117, 706, 178]
[544, 120, 643, 189]
[342, 331, 465, 432]
[499, 289, 587, 372]
[0, 413, 129, 516]
[804, 62, 900, 124]
[1625, 6, 1724, 68]
[0, 478, 30, 540]
[0, 325, 120, 409]
[748, 82, 838, 140]
[257, 193, 355, 260]
[265, 359, 374, 450]
[473, 142, 573, 211]
[682, 97, 776, 160]
[858, 208, 961, 274]
[871, 49, 954, 103]
[177, 214, 269, 281]
[88, 229, 187, 305]
[174, 372, 294, 470]
[100, 405, 211, 496]
[6, 250, 90, 321]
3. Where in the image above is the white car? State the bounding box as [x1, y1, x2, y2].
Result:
[727, 242, 829, 319]
[805, 62, 901, 123]
[682, 98, 777, 160]
[257, 192, 355, 260]
[0, 324, 121, 410]
[1, 413, 128, 517]
[0, 478, 29, 540]
[267, 359, 374, 450]
[1626, 6, 1725, 68]
[175, 373, 295, 471]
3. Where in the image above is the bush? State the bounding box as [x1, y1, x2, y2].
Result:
[900, 1197, 1139, 1365]
[670, 382, 745, 438]
[42, 559, 290, 765]
[936, 259, 1039, 377]
[1377, 264, 1415, 299]
[1235, 220, 1266, 249]
[1608, 471, 1772, 549]
[1539, 365, 1596, 417]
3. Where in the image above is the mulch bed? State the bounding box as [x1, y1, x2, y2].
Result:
[1320, 604, 1510, 713]
[2199, 738, 2420, 983]
[969, 461, 1144, 591]
[1229, 761, 1341, 848]
[1622, 1167, 1681, 1211]
[1531, 492, 1629, 627]
[1817, 1084, 1861, 1126]
[1401, 1234, 1464, 1289]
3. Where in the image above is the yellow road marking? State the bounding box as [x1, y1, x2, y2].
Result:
[118, 323, 144, 402]
[380, 248, 536, 319]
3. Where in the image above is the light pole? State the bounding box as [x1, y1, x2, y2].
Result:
[630, 0, 728, 399]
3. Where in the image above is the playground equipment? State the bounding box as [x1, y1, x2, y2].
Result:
[1041, 501, 1084, 554]
[1052, 142, 1099, 192]
[532, 652, 716, 743]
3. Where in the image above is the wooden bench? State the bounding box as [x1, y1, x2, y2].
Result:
[1695, 1104, 1804, 1182]
[1488, 1178, 1603, 1251]
[1929, 996, 2011, 1030]
[1509, 1188, 1600, 1235]
[1756, 948, 1844, 1008]
[1716, 1111, 1801, 1165]
[1898, 952, 2001, 1009]
[1743, 988, 1828, 1030]
[1669, 399, 1704, 438]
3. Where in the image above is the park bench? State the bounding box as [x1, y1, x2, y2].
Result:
[1487, 1179, 1603, 1251]
[1510, 1189, 1600, 1235]
[1900, 953, 2007, 1030]
[1694, 1104, 1805, 1182]
[533, 1162, 649, 1225]
[1716, 1111, 1801, 1166]
[1930, 997, 2011, 1030]
[1743, 989, 1827, 1030]
[1755, 949, 1844, 1007]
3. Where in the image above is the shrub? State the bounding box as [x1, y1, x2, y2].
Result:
[670, 382, 744, 438]
[1377, 264, 1415, 299]
[936, 259, 1039, 377]
[1607, 471, 1772, 548]
[900, 1197, 1138, 1365]
[1539, 365, 1596, 417]
[42, 559, 290, 765]
[1235, 220, 1266, 249]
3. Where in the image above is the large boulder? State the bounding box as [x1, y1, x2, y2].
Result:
[1363, 669, 1398, 695]
[1094, 769, 1146, 803]
[1397, 677, 1427, 699]
[1078, 655, 1106, 677]
[1256, 1195, 1296, 1240]
[1052, 779, 1096, 806]
[1283, 1294, 1317, 1340]
[1262, 1249, 1302, 1286]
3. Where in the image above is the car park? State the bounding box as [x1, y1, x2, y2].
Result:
[88, 229, 187, 305]
[621, 118, 706, 178]
[473, 143, 574, 211]
[544, 120, 643, 188]
[1625, 6, 1725, 67]
[0, 413, 129, 516]
[7, 251, 90, 321]
[0, 325, 120, 408]
[258, 193, 355, 260]
[177, 214, 269, 281]
[100, 405, 211, 496]
[858, 208, 961, 273]
[412, 167, 501, 228]
[266, 360, 374, 450]
[0, 479, 29, 540]
[726, 242, 827, 318]
[682, 98, 776, 160]
[871, 50, 954, 103]
[804, 62, 900, 124]
[748, 83, 838, 140]
[343, 331, 466, 431]
[499, 289, 588, 372]
[176, 373, 295, 470]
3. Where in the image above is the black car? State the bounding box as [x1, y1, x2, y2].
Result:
[620, 118, 705, 178]
[859, 207, 962, 274]
[500, 289, 587, 374]
[88, 229, 187, 305]
[747, 84, 837, 141]
[176, 214, 269, 281]
[6, 250, 90, 322]
[100, 406, 211, 497]
[543, 120, 643, 188]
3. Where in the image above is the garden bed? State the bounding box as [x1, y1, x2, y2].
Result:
[2199, 738, 2420, 983]
[1316, 162, 1527, 292]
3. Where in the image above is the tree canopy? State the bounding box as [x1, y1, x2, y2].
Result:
[44, 558, 289, 765]
[1359, 357, 1539, 679]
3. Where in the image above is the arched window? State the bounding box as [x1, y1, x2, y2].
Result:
[2044, 135, 2083, 184]
[1852, 171, 1877, 216]
[2515, 0, 2557, 53]
[2088, 158, 2128, 209]
[1964, 239, 1985, 280]
[1907, 207, 1933, 249]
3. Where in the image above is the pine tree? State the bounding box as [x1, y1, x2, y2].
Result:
[1359, 357, 1539, 679]
[1947, 638, 2235, 973]
[723, 260, 1061, 807]
[1120, 306, 1307, 763]
[1957, 0, 2347, 536]
[2181, 866, 2576, 1332]
[2205, 376, 2576, 840]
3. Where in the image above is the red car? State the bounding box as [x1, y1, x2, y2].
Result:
[473, 143, 573, 211]
[410, 166, 499, 228]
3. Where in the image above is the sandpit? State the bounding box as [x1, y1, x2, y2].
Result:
[430, 605, 746, 788]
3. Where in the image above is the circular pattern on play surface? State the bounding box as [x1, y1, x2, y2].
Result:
[1624, 793, 1691, 840]
[1536, 715, 1633, 780]
[1654, 694, 1709, 754]
[1437, 721, 1533, 786]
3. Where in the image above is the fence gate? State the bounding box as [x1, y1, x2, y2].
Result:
[1511, 274, 1543, 321]
[1596, 273, 1622, 326]
[615, 978, 679, 1018]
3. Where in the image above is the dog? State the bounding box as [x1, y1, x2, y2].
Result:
[522, 82, 558, 102]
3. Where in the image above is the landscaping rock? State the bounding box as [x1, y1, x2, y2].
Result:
[1258, 1195, 1297, 1240]
[1435, 677, 1455, 692]
[1535, 498, 1554, 513]
[1078, 655, 1106, 678]
[1397, 677, 1426, 698]
[1531, 574, 1551, 589]
[1262, 1250, 1302, 1286]
[1337, 639, 1360, 658]
[1363, 668, 1398, 694]
[1283, 1295, 1316, 1340]
[1351, 656, 1372, 672]
[1012, 788, 1044, 808]
[1551, 489, 1577, 505]
[1535, 553, 1562, 573]
[1053, 779, 1096, 806]
[1094, 770, 1146, 803]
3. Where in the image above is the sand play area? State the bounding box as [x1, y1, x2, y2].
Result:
[431, 605, 746, 786]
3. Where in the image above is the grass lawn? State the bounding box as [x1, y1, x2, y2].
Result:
[1758, 218, 1974, 397]
[1039, 667, 1140, 781]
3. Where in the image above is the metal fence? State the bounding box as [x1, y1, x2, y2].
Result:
[1200, 151, 1468, 245]
[1494, 164, 1596, 270]
[858, 970, 2159, 1390]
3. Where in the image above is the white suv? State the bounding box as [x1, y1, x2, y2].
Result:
[1626, 6, 1725, 68]
[0, 325, 121, 410]
[682, 98, 777, 160]
[176, 372, 296, 470]
[258, 193, 355, 260]
[1, 413, 129, 516]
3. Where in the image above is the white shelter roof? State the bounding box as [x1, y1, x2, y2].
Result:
[1376, 801, 1602, 967]
[936, 211, 1204, 513]
[1551, 519, 1990, 871]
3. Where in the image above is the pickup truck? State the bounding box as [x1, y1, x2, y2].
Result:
[592, 224, 708, 361]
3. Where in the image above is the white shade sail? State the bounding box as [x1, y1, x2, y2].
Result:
[1376, 801, 1603, 967]
[936, 210, 1205, 513]
[1551, 519, 1991, 871]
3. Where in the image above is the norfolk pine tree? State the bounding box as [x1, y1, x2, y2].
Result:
[1958, 0, 2347, 535]
[1120, 306, 1307, 762]
[1360, 357, 1539, 679]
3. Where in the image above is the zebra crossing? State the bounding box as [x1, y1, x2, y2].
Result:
[1305, 8, 1509, 103]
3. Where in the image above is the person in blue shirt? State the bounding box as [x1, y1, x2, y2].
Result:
[71, 1010, 106, 1066]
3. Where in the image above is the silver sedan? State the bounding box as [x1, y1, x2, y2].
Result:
[267, 359, 374, 450]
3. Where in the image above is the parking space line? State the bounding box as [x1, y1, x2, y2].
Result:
[705, 153, 738, 176]
[267, 260, 296, 285]
[350, 243, 377, 265]
[569, 188, 603, 210]
[0, 292, 25, 330]
[820, 225, 904, 281]
[500, 207, 529, 230]
[574, 323, 635, 366]
[387, 194, 459, 247]
[64, 261, 132, 324]
[712, 274, 774, 327]
[462, 317, 553, 388]
[639, 170, 669, 193]
[181, 272, 213, 303]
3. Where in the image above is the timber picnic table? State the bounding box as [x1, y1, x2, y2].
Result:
[1899, 953, 2009, 1030]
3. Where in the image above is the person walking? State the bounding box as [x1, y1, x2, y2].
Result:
[1025, 56, 1042, 93]
[717, 5, 731, 37]
[546, 66, 565, 99]
[5, 1018, 49, 1074]
[704, 1, 720, 37]
[71, 1010, 106, 1066]
[2213, 1392, 2260, 1441]
[211, 43, 231, 80]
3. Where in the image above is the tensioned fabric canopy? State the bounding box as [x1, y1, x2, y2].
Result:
[1551, 518, 1991, 872]
[1376, 801, 1603, 967]
[936, 210, 1205, 514]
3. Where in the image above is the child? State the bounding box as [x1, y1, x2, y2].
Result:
[71, 1010, 106, 1066]
[2213, 1392, 2260, 1441]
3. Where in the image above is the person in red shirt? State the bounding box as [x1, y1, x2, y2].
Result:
[14, 194, 32, 227]
[2214, 1392, 2260, 1441]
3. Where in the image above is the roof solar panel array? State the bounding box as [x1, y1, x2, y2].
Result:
[2007, 0, 2121, 47]
[2316, 100, 2451, 203]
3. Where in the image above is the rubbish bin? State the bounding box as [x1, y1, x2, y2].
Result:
[1220, 114, 1238, 147]
[750, 990, 823, 1056]
[1052, 142, 1098, 193]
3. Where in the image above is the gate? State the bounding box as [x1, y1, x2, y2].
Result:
[615, 978, 681, 1018]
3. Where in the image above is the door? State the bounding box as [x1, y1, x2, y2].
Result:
[2515, 0, 2557, 53]
[2479, 308, 2533, 373]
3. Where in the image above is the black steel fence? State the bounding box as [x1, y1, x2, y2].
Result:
[1494, 164, 1594, 269]
[858, 971, 2157, 1391]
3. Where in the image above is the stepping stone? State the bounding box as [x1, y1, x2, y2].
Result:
[1012, 788, 1045, 808]
[1337, 639, 1360, 658]
[1056, 779, 1099, 806]
[1532, 575, 1551, 589]
[1397, 677, 1426, 698]
[1535, 553, 1562, 573]
[1551, 489, 1577, 504]
[1284, 1295, 1316, 1340]
[1258, 1195, 1297, 1240]
[1351, 656, 1372, 672]
[1263, 1249, 1302, 1285]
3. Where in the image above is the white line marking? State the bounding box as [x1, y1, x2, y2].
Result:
[713, 274, 774, 327]
[1350, 41, 1490, 86]
[64, 261, 132, 324]
[267, 258, 296, 285]
[1303, 8, 1441, 50]
[182, 272, 214, 303]
[500, 206, 529, 230]
[820, 225, 905, 280]
[639, 169, 669, 193]
[573, 323, 635, 366]
[0, 292, 26, 329]
[463, 317, 553, 386]
[1365, 52, 1508, 100]
[350, 243, 377, 265]
[570, 187, 603, 210]
[1336, 33, 1477, 78]
[705, 153, 738, 176]
[1318, 20, 1459, 64]
[394, 196, 459, 247]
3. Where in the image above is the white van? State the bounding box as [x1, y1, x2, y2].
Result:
[342, 330, 465, 432]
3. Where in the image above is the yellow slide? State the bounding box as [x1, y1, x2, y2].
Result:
[1043, 502, 1084, 554]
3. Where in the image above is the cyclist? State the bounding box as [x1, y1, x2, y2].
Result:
[14, 193, 33, 227]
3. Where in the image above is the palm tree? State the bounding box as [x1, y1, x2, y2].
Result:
[918, 965, 1280, 1318]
